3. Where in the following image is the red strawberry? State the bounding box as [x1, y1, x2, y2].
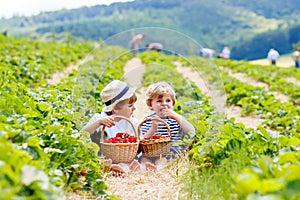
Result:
[110, 138, 117, 143]
[116, 132, 124, 138]
[81, 169, 87, 176]
[142, 137, 150, 142]
[152, 134, 162, 139]
[122, 138, 129, 143]
[128, 136, 137, 143]
[109, 138, 116, 143]
[75, 171, 81, 177]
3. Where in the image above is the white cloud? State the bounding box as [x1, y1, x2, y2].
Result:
[0, 0, 132, 18]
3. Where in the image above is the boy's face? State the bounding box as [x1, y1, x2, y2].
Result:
[150, 94, 174, 118]
[113, 100, 136, 118]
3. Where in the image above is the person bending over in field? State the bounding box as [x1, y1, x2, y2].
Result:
[146, 42, 163, 52]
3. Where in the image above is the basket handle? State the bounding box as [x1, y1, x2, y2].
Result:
[138, 117, 172, 140]
[100, 115, 138, 143]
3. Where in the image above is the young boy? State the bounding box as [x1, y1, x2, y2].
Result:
[140, 82, 195, 168]
[82, 80, 140, 173]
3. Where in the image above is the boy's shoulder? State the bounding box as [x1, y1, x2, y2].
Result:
[95, 112, 107, 118]
[89, 112, 103, 121]
[142, 113, 155, 119]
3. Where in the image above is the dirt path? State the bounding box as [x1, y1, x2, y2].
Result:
[123, 57, 150, 121]
[46, 55, 94, 85]
[174, 62, 210, 96]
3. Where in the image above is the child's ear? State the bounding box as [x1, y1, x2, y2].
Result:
[148, 104, 153, 110]
[112, 107, 119, 114]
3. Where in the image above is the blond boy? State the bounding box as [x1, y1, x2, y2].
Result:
[140, 82, 195, 166]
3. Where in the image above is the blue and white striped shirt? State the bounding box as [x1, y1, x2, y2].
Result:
[140, 114, 183, 143]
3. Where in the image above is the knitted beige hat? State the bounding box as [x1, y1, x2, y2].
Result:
[101, 80, 136, 112]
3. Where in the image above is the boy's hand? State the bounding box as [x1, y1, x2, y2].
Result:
[161, 108, 180, 120]
[150, 115, 161, 129]
[98, 116, 115, 128]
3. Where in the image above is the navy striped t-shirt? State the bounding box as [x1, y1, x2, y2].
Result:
[140, 114, 183, 142]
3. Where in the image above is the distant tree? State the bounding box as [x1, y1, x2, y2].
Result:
[293, 42, 300, 50]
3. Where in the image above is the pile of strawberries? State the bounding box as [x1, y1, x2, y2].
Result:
[104, 132, 137, 143]
[141, 134, 168, 142]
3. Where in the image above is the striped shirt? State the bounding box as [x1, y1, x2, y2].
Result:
[140, 114, 183, 143]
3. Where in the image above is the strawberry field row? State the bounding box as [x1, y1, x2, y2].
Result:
[183, 56, 300, 134]
[0, 35, 93, 87]
[215, 59, 300, 105]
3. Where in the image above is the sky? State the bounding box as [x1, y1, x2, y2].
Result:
[0, 0, 133, 19]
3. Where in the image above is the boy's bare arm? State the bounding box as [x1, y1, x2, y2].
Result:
[162, 109, 195, 135]
[142, 116, 161, 138]
[81, 116, 115, 134]
[143, 127, 156, 138]
[177, 116, 195, 136]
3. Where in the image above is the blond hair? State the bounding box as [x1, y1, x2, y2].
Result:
[145, 82, 176, 107]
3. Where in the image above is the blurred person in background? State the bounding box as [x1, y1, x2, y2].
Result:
[200, 48, 215, 59]
[146, 42, 163, 52]
[291, 47, 300, 68]
[129, 33, 145, 56]
[218, 46, 231, 59]
[267, 48, 280, 65]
